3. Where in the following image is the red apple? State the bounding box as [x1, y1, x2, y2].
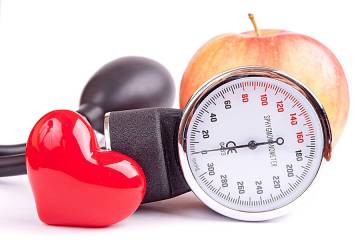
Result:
[180, 14, 349, 144]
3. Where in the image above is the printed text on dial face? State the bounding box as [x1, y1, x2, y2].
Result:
[186, 77, 324, 212]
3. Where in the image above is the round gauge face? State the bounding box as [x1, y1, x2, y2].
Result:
[181, 72, 327, 216]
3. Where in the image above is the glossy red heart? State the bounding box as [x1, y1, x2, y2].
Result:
[26, 110, 146, 227]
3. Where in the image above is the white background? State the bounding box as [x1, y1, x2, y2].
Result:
[0, 0, 359, 239]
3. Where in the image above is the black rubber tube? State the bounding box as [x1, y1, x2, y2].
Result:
[0, 144, 25, 156]
[0, 154, 26, 177]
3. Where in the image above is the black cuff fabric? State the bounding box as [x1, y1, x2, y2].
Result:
[107, 108, 190, 203]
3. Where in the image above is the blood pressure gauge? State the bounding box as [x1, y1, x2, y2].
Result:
[106, 66, 332, 221]
[178, 66, 332, 221]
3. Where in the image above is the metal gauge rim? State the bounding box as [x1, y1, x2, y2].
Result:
[177, 66, 332, 221]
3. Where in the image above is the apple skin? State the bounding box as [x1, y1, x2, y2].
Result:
[180, 30, 349, 144]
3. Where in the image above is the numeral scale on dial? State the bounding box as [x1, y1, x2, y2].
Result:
[186, 78, 323, 212]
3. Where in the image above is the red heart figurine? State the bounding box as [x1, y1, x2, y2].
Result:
[26, 110, 146, 227]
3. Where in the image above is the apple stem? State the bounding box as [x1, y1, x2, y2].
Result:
[248, 13, 260, 37]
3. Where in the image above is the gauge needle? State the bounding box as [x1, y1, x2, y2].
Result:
[192, 137, 284, 155]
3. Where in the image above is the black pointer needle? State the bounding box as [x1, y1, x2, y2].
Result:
[192, 137, 284, 155]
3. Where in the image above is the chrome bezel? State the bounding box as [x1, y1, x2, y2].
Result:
[104, 112, 111, 150]
[178, 66, 332, 221]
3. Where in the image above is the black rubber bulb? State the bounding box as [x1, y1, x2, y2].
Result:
[78, 56, 175, 133]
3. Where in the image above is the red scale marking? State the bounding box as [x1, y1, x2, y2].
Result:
[308, 127, 315, 133]
[284, 92, 315, 138]
[299, 109, 307, 116]
[274, 86, 279, 95]
[243, 83, 315, 142]
[292, 100, 301, 108]
[264, 83, 269, 92]
[283, 93, 289, 102]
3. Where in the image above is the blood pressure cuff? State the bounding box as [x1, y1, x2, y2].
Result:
[106, 108, 190, 203]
